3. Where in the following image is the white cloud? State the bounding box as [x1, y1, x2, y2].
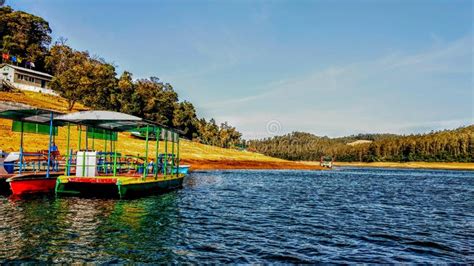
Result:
[203, 35, 473, 139]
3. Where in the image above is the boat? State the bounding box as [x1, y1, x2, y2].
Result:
[54, 111, 186, 198]
[320, 156, 334, 168]
[174, 165, 190, 174]
[130, 130, 157, 140]
[7, 171, 63, 195]
[157, 153, 191, 174]
[0, 106, 64, 195]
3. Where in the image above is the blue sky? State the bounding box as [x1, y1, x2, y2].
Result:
[10, 0, 473, 138]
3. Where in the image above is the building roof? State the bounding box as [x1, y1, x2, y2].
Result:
[0, 63, 53, 79]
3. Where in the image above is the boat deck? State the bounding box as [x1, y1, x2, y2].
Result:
[56, 173, 185, 198]
[58, 173, 184, 185]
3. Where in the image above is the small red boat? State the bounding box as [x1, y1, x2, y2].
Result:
[7, 172, 62, 196]
[0, 105, 64, 196]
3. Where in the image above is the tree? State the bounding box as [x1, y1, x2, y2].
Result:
[117, 71, 140, 115]
[173, 101, 198, 139]
[80, 58, 118, 110]
[1, 6, 244, 149]
[46, 44, 117, 110]
[248, 126, 474, 163]
[0, 6, 52, 70]
[133, 77, 178, 126]
[46, 44, 87, 110]
[218, 122, 242, 148]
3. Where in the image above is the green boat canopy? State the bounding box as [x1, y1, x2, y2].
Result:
[87, 127, 118, 141]
[12, 120, 59, 135]
[0, 108, 62, 124]
[0, 105, 63, 135]
[0, 106, 181, 140]
[54, 110, 174, 135]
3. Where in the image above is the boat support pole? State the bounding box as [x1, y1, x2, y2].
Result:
[164, 130, 168, 176]
[78, 125, 82, 150]
[171, 132, 175, 176]
[19, 121, 24, 174]
[143, 125, 150, 179]
[78, 125, 85, 176]
[177, 136, 180, 177]
[154, 127, 160, 179]
[46, 112, 54, 178]
[110, 133, 113, 157]
[113, 137, 117, 177]
[65, 123, 70, 175]
[91, 127, 95, 150]
[104, 134, 107, 174]
[85, 126, 89, 151]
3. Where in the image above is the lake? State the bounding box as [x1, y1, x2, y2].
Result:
[0, 168, 473, 263]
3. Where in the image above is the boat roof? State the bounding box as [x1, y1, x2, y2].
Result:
[54, 110, 159, 132]
[0, 102, 63, 124]
[0, 105, 181, 135]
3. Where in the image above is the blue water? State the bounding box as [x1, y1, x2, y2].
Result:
[0, 168, 473, 263]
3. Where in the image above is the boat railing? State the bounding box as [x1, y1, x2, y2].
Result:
[62, 151, 178, 178]
[0, 152, 63, 174]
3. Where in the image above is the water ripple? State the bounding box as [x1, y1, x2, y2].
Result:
[0, 168, 473, 263]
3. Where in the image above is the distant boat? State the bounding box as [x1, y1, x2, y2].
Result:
[174, 165, 190, 174]
[320, 156, 334, 168]
[157, 154, 190, 174]
[130, 131, 157, 140]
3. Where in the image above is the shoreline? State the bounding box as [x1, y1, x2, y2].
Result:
[181, 159, 325, 171]
[182, 159, 474, 171]
[334, 161, 474, 171]
[1, 93, 471, 173]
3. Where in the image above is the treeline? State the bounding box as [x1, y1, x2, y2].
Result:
[0, 5, 242, 147]
[248, 126, 474, 162]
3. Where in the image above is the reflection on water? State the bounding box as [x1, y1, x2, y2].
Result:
[0, 193, 180, 263]
[0, 168, 473, 263]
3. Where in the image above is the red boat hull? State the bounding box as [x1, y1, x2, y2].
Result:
[9, 178, 57, 195]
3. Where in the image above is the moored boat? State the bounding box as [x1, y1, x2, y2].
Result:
[54, 111, 187, 198]
[0, 106, 64, 195]
[174, 165, 190, 174]
[158, 153, 190, 174]
[7, 172, 62, 195]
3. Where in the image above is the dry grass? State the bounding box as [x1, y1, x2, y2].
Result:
[1, 91, 470, 171]
[0, 91, 87, 112]
[0, 91, 322, 170]
[0, 119, 288, 162]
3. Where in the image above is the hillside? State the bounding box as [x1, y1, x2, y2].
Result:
[249, 127, 474, 163]
[0, 91, 322, 170]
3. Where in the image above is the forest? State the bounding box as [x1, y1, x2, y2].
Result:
[0, 5, 243, 148]
[1, 4, 472, 161]
[247, 126, 474, 162]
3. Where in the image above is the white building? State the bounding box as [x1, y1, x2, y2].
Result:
[0, 63, 58, 96]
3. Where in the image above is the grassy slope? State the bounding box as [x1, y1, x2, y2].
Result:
[0, 91, 320, 170]
[3, 91, 471, 171]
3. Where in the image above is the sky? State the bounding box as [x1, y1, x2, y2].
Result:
[9, 0, 473, 139]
